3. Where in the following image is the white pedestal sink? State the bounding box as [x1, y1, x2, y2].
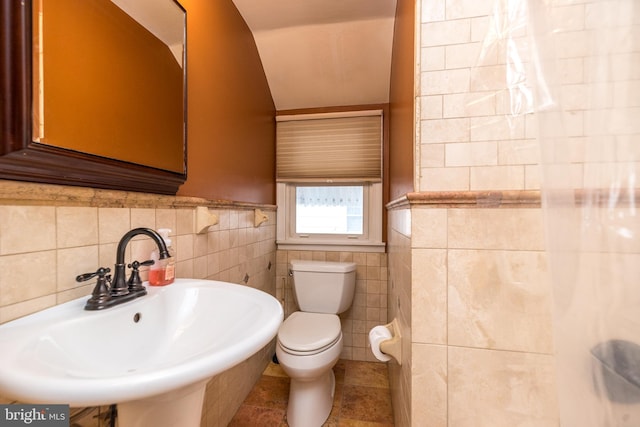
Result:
[117, 379, 209, 427]
[0, 279, 283, 427]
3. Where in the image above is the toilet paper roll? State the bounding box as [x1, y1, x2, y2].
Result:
[369, 326, 393, 362]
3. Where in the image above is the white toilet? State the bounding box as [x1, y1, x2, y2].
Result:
[276, 260, 356, 427]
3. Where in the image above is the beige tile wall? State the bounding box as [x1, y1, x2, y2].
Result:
[388, 202, 558, 427]
[418, 0, 540, 192]
[0, 183, 277, 427]
[443, 207, 557, 426]
[385, 0, 578, 425]
[0, 203, 276, 322]
[276, 249, 388, 362]
[535, 0, 640, 190]
[387, 208, 412, 427]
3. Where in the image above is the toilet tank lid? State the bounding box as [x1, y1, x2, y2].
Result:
[290, 260, 356, 273]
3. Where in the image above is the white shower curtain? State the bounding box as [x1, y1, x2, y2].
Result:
[477, 0, 640, 424]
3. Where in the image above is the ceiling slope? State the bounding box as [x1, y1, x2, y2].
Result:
[232, 0, 397, 111]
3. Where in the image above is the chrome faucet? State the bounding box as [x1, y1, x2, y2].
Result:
[77, 228, 170, 310]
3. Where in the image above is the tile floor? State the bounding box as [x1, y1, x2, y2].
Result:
[228, 359, 394, 426]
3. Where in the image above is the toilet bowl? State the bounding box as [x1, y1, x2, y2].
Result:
[276, 260, 356, 427]
[276, 312, 343, 426]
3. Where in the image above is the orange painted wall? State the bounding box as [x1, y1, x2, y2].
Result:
[177, 0, 276, 204]
[388, 0, 415, 200]
[41, 0, 184, 173]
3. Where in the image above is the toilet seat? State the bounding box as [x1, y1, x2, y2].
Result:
[278, 312, 342, 356]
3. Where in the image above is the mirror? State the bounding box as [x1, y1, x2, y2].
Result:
[0, 0, 186, 194]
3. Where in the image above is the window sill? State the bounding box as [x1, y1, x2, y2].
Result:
[276, 239, 386, 253]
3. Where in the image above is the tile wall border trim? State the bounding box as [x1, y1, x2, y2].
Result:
[0, 180, 276, 210]
[387, 190, 542, 209]
[387, 189, 640, 210]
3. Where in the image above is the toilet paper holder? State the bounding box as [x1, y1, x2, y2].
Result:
[376, 318, 402, 365]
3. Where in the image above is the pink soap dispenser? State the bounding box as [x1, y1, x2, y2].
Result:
[148, 228, 175, 286]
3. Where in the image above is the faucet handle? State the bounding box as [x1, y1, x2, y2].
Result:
[128, 259, 154, 271]
[76, 267, 111, 283]
[79, 268, 113, 311]
[127, 259, 154, 293]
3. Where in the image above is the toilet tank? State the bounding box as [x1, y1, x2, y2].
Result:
[289, 260, 356, 314]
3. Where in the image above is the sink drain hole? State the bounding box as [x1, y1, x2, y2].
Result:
[133, 313, 141, 323]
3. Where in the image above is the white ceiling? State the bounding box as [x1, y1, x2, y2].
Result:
[231, 0, 398, 111]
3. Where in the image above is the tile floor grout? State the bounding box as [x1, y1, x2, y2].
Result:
[228, 359, 394, 426]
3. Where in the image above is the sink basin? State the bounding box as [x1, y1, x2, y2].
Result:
[0, 279, 283, 426]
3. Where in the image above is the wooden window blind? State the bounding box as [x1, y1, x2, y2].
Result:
[276, 113, 382, 182]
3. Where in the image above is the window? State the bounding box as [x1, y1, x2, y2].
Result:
[275, 111, 384, 252]
[296, 185, 364, 235]
[277, 182, 383, 251]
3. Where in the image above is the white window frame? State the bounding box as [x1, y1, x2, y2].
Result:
[276, 181, 385, 252]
